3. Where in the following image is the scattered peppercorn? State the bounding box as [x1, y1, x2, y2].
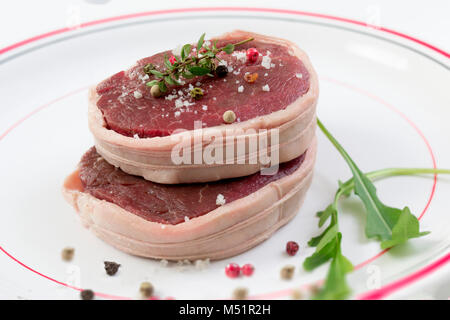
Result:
[244, 72, 258, 83]
[143, 63, 155, 74]
[241, 264, 254, 276]
[246, 48, 259, 63]
[286, 241, 299, 256]
[190, 87, 204, 100]
[151, 84, 162, 98]
[61, 247, 74, 262]
[280, 265, 295, 280]
[225, 263, 241, 278]
[223, 110, 236, 124]
[80, 289, 94, 300]
[104, 261, 121, 276]
[310, 284, 321, 295]
[140, 281, 154, 298]
[215, 65, 228, 78]
[291, 289, 303, 300]
[232, 287, 248, 300]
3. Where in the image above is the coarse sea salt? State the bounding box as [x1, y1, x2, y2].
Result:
[261, 55, 272, 69]
[232, 51, 247, 63]
[174, 111, 181, 117]
[296, 73, 303, 79]
[195, 259, 210, 270]
[202, 105, 208, 111]
[216, 194, 226, 206]
[160, 259, 169, 267]
[262, 84, 270, 92]
[133, 91, 143, 99]
[237, 85, 244, 93]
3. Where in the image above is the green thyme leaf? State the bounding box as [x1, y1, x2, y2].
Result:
[181, 44, 192, 61]
[181, 71, 195, 79]
[223, 43, 235, 54]
[164, 76, 181, 86]
[158, 81, 167, 92]
[188, 66, 211, 76]
[150, 70, 164, 78]
[197, 33, 205, 52]
[146, 80, 160, 87]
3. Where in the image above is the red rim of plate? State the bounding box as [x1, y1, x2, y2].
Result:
[0, 7, 448, 300]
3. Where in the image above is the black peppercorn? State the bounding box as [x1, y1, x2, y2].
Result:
[215, 65, 228, 78]
[104, 261, 121, 276]
[80, 289, 94, 300]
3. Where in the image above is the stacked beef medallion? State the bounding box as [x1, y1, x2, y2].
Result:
[63, 31, 318, 260]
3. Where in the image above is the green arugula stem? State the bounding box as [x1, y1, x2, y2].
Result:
[337, 167, 450, 202]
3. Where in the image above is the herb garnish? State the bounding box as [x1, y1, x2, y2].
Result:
[307, 118, 450, 299]
[145, 33, 254, 95]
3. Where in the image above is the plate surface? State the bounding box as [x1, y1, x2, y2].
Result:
[0, 8, 449, 300]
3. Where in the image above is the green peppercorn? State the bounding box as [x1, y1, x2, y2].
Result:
[151, 84, 162, 98]
[215, 65, 228, 78]
[223, 110, 236, 124]
[190, 87, 204, 100]
[61, 247, 74, 261]
[280, 265, 295, 280]
[232, 287, 248, 300]
[143, 63, 155, 74]
[140, 281, 154, 298]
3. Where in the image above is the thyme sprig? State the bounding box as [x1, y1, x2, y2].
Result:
[145, 33, 254, 93]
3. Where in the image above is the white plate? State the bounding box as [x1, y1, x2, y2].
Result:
[0, 8, 449, 300]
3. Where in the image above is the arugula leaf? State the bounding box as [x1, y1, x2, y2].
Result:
[303, 236, 338, 271]
[380, 207, 430, 249]
[314, 233, 353, 300]
[316, 118, 429, 247]
[318, 204, 336, 228]
[303, 119, 445, 300]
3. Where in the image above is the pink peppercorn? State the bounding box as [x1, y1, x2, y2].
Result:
[241, 264, 254, 276]
[225, 263, 241, 278]
[286, 241, 299, 256]
[169, 55, 177, 65]
[246, 48, 259, 63]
